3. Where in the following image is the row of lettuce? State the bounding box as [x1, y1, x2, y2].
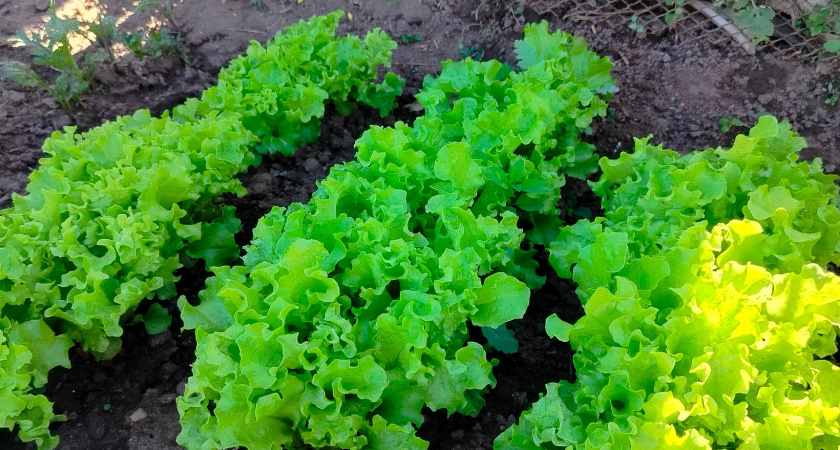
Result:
[2, 10, 839, 450]
[0, 12, 403, 449]
[174, 22, 616, 449]
[497, 118, 840, 448]
[175, 16, 840, 450]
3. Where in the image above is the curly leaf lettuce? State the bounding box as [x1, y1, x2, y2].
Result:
[0, 11, 404, 449]
[505, 119, 840, 449]
[0, 319, 71, 450]
[178, 22, 615, 450]
[499, 220, 840, 449]
[1, 107, 254, 359]
[551, 116, 840, 303]
[197, 10, 404, 157]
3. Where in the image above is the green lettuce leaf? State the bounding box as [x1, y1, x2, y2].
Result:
[179, 20, 615, 450]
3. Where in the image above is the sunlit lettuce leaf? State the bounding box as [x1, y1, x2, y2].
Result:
[552, 116, 840, 302]
[197, 10, 404, 156]
[179, 20, 615, 450]
[503, 220, 840, 449]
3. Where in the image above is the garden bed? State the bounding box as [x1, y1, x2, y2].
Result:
[0, 0, 838, 449]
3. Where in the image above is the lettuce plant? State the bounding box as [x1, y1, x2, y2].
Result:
[195, 11, 405, 158]
[498, 119, 840, 449]
[0, 318, 71, 450]
[550, 116, 840, 304]
[176, 22, 616, 450]
[0, 107, 254, 449]
[497, 220, 840, 449]
[0, 12, 401, 449]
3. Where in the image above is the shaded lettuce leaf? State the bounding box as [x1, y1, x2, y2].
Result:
[482, 324, 519, 355]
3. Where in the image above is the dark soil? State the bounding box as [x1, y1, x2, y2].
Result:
[1, 0, 838, 449]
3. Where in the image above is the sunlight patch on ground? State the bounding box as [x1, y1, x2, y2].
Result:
[20, 0, 142, 56]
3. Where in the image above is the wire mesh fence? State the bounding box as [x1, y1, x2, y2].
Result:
[527, 0, 838, 61]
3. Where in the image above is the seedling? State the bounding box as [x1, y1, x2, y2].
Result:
[88, 15, 120, 67]
[826, 81, 838, 106]
[122, 33, 145, 59]
[401, 34, 423, 43]
[144, 30, 190, 64]
[663, 0, 685, 23]
[733, 5, 775, 42]
[458, 44, 484, 60]
[89, 9, 187, 64]
[136, 0, 182, 33]
[0, 61, 73, 112]
[708, 0, 840, 49]
[718, 117, 743, 133]
[629, 14, 646, 34]
[134, 1, 189, 63]
[4, 0, 91, 112]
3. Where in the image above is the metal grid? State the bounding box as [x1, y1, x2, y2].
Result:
[527, 0, 836, 60]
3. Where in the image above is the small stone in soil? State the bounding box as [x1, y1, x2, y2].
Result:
[2, 90, 25, 105]
[450, 429, 465, 440]
[41, 97, 59, 109]
[512, 391, 528, 406]
[250, 173, 274, 194]
[157, 393, 177, 404]
[303, 157, 320, 173]
[653, 99, 666, 112]
[148, 329, 172, 348]
[160, 361, 179, 376]
[129, 408, 148, 422]
[51, 115, 72, 129]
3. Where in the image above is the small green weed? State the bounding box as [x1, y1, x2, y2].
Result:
[136, 0, 181, 33]
[1, 0, 190, 113]
[88, 15, 120, 67]
[401, 34, 423, 44]
[629, 15, 645, 34]
[458, 45, 484, 61]
[3, 0, 90, 113]
[825, 81, 838, 106]
[718, 117, 743, 133]
[134, 0, 188, 62]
